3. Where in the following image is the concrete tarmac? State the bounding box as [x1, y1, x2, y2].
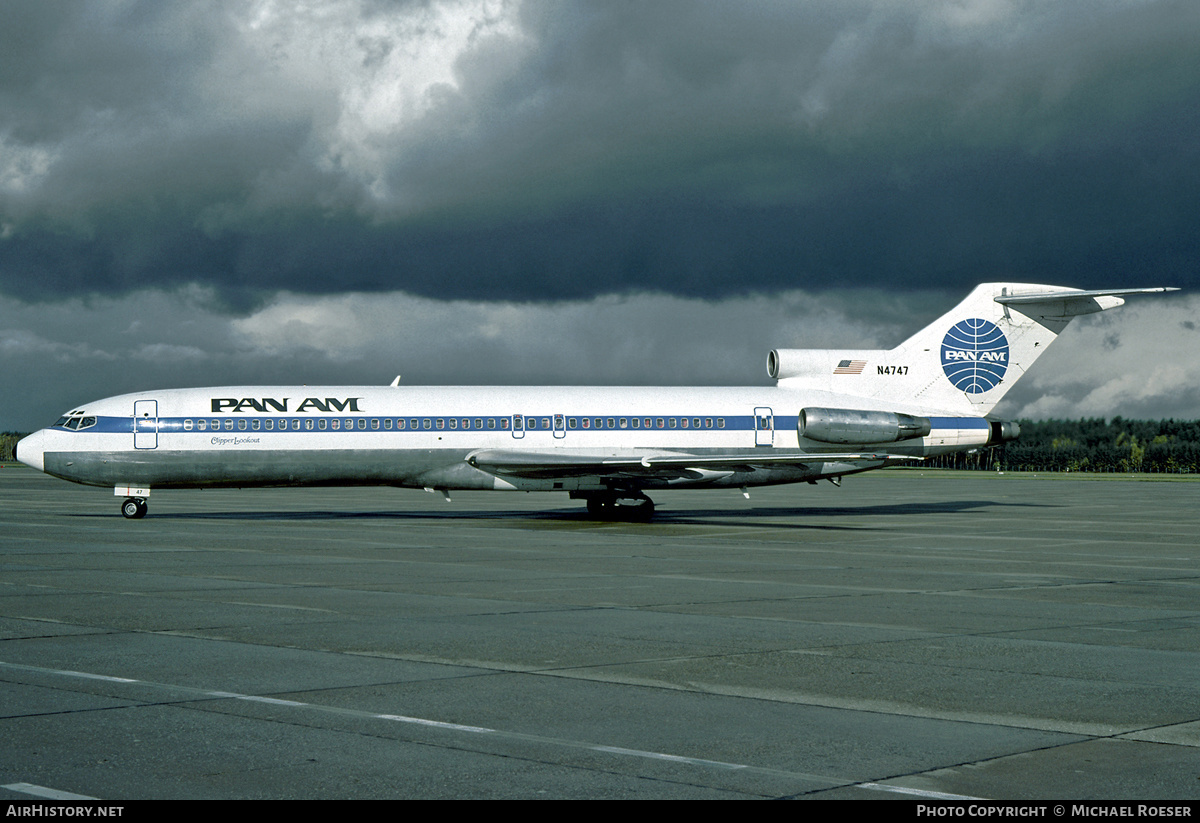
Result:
[1, 466, 1198, 800]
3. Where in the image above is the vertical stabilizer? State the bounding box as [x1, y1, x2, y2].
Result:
[772, 284, 1175, 415]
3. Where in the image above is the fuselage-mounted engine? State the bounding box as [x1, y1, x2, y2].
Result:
[799, 407, 932, 445]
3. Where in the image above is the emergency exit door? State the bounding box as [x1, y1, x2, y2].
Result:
[754, 406, 773, 446]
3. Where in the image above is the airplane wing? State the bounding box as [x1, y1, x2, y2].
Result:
[466, 449, 918, 481]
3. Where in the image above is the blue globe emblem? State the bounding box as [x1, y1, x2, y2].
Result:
[941, 318, 1009, 394]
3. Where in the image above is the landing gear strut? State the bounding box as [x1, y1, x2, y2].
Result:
[121, 497, 148, 519]
[580, 491, 656, 521]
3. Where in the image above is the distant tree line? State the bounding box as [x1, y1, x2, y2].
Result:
[1, 433, 23, 463]
[927, 418, 1200, 473]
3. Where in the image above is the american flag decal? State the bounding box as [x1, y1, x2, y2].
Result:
[833, 359, 866, 374]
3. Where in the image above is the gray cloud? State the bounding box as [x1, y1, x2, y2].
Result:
[999, 295, 1200, 421]
[0, 285, 890, 429]
[4, 285, 1192, 432]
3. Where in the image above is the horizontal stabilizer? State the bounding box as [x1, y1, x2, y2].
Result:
[995, 287, 1178, 317]
[995, 287, 1176, 304]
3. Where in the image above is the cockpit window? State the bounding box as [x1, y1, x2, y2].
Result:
[56, 415, 97, 431]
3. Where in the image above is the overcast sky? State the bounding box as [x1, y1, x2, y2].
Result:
[2, 0, 1197, 431]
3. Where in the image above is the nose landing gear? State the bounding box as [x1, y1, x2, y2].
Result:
[121, 497, 148, 519]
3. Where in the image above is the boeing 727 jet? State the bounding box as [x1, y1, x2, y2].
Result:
[16, 283, 1175, 519]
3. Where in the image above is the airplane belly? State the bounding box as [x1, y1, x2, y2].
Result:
[41, 448, 482, 490]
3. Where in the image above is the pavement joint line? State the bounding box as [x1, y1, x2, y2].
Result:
[3, 782, 99, 801]
[859, 782, 982, 800]
[0, 659, 850, 790]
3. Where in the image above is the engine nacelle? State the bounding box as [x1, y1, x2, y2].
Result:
[768, 349, 874, 380]
[799, 407, 932, 445]
[988, 419, 1021, 444]
[768, 349, 822, 380]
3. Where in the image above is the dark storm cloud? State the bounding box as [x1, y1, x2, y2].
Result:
[1, 0, 1198, 304]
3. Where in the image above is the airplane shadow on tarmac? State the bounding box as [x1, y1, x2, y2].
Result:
[80, 497, 1054, 530]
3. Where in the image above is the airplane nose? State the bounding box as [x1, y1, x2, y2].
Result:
[16, 430, 45, 472]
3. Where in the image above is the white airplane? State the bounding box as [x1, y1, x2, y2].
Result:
[16, 283, 1175, 520]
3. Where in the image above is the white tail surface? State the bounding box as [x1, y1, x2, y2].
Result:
[771, 283, 1175, 416]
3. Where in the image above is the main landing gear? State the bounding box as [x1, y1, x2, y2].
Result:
[578, 491, 656, 521]
[121, 497, 148, 519]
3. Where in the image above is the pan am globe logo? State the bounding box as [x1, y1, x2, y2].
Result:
[941, 318, 1009, 393]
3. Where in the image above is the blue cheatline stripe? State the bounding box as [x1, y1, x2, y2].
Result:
[929, 417, 989, 429]
[61, 413, 768, 435]
[58, 414, 990, 436]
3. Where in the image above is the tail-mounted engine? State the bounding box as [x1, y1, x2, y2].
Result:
[799, 407, 931, 445]
[988, 419, 1021, 444]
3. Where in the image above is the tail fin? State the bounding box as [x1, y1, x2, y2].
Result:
[771, 283, 1175, 415]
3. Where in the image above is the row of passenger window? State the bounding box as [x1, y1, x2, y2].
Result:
[181, 416, 728, 432]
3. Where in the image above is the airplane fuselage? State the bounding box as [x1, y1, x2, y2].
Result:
[21, 384, 992, 495]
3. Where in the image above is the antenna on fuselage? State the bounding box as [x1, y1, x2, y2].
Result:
[389, 375, 401, 386]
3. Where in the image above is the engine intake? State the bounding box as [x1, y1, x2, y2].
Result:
[799, 407, 931, 445]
